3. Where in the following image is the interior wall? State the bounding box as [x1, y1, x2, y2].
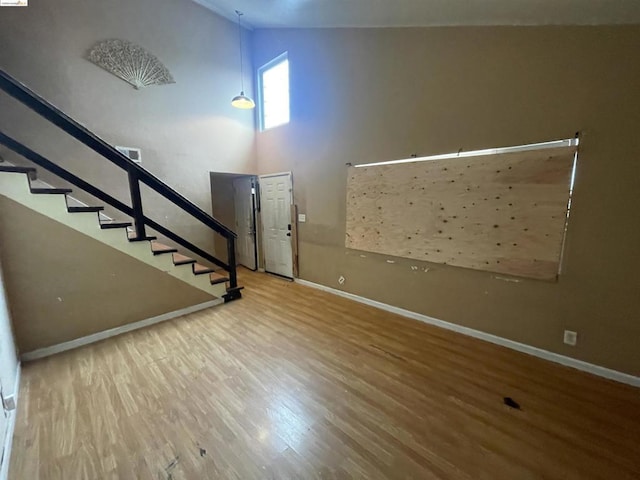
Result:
[0, 251, 18, 398]
[0, 0, 257, 258]
[253, 26, 640, 376]
[0, 251, 18, 480]
[0, 197, 214, 353]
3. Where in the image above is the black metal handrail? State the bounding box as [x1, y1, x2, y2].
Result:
[0, 68, 239, 298]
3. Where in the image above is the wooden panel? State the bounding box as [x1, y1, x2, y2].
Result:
[346, 147, 576, 280]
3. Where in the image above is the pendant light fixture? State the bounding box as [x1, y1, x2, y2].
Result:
[231, 10, 255, 109]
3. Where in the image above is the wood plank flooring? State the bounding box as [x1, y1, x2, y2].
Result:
[9, 269, 640, 479]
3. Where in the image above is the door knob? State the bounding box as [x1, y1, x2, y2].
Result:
[286, 232, 291, 237]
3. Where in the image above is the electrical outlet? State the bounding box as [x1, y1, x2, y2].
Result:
[338, 275, 345, 285]
[563, 330, 578, 346]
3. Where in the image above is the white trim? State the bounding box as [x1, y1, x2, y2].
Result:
[0, 363, 20, 480]
[354, 137, 579, 168]
[294, 278, 640, 388]
[20, 300, 222, 361]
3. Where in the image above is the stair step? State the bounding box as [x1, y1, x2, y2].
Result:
[173, 253, 196, 266]
[30, 188, 72, 194]
[128, 235, 157, 242]
[127, 231, 157, 241]
[0, 166, 36, 175]
[100, 221, 132, 229]
[67, 206, 104, 213]
[151, 242, 178, 255]
[193, 263, 215, 275]
[209, 272, 229, 285]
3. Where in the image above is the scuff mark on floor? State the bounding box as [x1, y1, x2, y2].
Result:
[165, 455, 180, 479]
[370, 344, 405, 362]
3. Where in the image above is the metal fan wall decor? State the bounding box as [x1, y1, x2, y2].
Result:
[87, 39, 175, 90]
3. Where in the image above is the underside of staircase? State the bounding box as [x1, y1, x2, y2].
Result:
[0, 165, 233, 301]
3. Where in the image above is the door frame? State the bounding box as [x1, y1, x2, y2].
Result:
[258, 171, 294, 279]
[232, 175, 259, 271]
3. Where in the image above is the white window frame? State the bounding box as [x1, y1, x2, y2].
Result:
[257, 52, 290, 131]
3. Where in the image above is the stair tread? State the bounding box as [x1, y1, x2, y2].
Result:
[68, 206, 104, 213]
[100, 221, 132, 229]
[151, 241, 178, 254]
[193, 263, 215, 274]
[225, 285, 244, 292]
[209, 272, 229, 285]
[127, 231, 157, 241]
[173, 253, 196, 265]
[0, 166, 36, 174]
[30, 187, 72, 194]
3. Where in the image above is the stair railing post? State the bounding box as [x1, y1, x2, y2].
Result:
[226, 235, 238, 290]
[127, 165, 147, 240]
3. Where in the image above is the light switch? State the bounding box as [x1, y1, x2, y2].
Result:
[298, 213, 306, 223]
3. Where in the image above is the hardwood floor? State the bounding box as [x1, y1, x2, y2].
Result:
[9, 269, 640, 479]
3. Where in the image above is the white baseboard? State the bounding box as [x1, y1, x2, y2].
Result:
[295, 278, 640, 388]
[21, 299, 223, 362]
[0, 362, 20, 480]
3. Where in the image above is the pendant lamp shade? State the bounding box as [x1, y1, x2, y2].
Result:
[231, 92, 255, 109]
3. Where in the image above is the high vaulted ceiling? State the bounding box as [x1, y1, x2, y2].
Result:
[192, 0, 640, 28]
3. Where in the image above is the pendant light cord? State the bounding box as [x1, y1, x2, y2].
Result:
[235, 10, 245, 93]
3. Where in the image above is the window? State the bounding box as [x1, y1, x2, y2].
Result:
[258, 52, 289, 131]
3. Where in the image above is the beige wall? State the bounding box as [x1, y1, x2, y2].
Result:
[253, 26, 640, 376]
[0, 197, 214, 352]
[0, 0, 256, 258]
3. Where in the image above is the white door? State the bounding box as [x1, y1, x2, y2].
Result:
[259, 172, 293, 278]
[233, 176, 257, 270]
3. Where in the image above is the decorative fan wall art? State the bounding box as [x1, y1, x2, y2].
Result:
[87, 39, 175, 89]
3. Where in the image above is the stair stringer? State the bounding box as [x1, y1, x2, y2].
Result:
[0, 171, 227, 298]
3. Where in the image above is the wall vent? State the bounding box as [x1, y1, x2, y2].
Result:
[115, 146, 142, 164]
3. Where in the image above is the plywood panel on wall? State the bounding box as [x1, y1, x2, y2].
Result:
[346, 147, 576, 280]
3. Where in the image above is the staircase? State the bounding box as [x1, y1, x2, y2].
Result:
[0, 165, 229, 298]
[0, 68, 242, 304]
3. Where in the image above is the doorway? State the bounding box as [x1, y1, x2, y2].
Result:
[259, 172, 294, 279]
[210, 173, 258, 271]
[233, 176, 257, 270]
